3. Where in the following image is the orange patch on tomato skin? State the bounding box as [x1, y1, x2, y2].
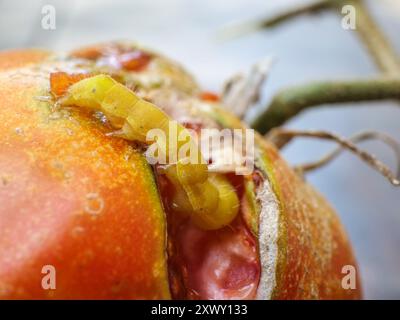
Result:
[50, 72, 90, 97]
[70, 45, 105, 60]
[118, 51, 152, 71]
[200, 91, 219, 102]
[70, 43, 152, 72]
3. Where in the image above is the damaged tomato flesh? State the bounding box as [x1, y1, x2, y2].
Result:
[162, 173, 261, 300]
[170, 217, 260, 299]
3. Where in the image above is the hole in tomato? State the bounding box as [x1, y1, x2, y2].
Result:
[158, 174, 261, 300]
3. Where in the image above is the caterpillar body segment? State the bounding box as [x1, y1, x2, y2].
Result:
[60, 74, 239, 230]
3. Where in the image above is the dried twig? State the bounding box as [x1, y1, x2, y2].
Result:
[218, 0, 346, 40]
[293, 131, 400, 177]
[266, 128, 400, 186]
[221, 57, 274, 118]
[350, 0, 400, 75]
[251, 78, 400, 135]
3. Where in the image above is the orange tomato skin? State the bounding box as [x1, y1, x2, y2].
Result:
[50, 72, 90, 97]
[0, 52, 170, 299]
[200, 91, 219, 102]
[0, 49, 50, 71]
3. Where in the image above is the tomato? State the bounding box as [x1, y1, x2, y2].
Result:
[0, 44, 361, 300]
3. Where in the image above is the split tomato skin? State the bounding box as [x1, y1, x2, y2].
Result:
[0, 51, 170, 299]
[0, 47, 361, 299]
[257, 140, 362, 299]
[206, 107, 362, 300]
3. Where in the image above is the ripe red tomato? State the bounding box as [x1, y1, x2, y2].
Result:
[0, 45, 361, 299]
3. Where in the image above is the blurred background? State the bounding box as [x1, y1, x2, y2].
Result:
[0, 0, 399, 299]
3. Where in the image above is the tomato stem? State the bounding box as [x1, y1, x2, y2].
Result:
[251, 77, 400, 134]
